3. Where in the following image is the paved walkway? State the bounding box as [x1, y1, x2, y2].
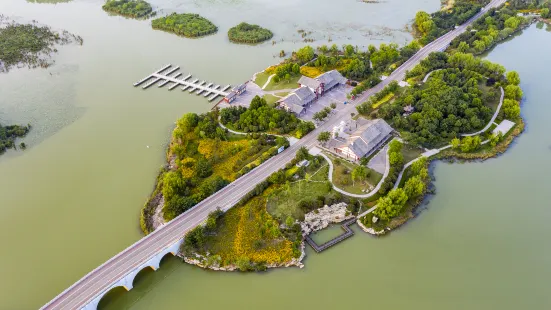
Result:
[262, 74, 275, 90]
[461, 87, 505, 137]
[317, 139, 393, 199]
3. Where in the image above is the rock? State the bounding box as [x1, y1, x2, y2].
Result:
[300, 202, 353, 235]
[372, 216, 378, 223]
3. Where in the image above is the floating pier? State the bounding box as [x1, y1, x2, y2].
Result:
[305, 218, 356, 253]
[134, 64, 232, 102]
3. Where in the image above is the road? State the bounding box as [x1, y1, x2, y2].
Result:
[42, 0, 505, 308]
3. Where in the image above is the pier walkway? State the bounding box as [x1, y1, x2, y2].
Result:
[133, 64, 231, 102]
[305, 218, 356, 253]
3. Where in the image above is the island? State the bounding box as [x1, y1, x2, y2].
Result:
[0, 123, 30, 155]
[228, 22, 273, 44]
[139, 0, 533, 272]
[102, 0, 154, 19]
[151, 13, 218, 38]
[0, 18, 83, 72]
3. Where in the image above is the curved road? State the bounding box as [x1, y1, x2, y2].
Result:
[42, 0, 505, 308]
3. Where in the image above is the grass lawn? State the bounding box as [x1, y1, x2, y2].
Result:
[275, 92, 289, 97]
[263, 94, 280, 105]
[480, 83, 501, 112]
[325, 153, 382, 195]
[402, 143, 424, 163]
[263, 74, 301, 91]
[254, 71, 272, 88]
[266, 165, 332, 221]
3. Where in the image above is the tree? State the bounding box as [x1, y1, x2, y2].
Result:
[330, 102, 337, 109]
[451, 137, 461, 149]
[504, 17, 520, 30]
[373, 188, 408, 221]
[177, 113, 199, 133]
[285, 216, 294, 227]
[542, 8, 550, 19]
[506, 71, 521, 85]
[389, 151, 404, 166]
[389, 140, 403, 153]
[457, 41, 470, 53]
[285, 73, 291, 83]
[317, 131, 331, 143]
[503, 99, 521, 118]
[410, 157, 427, 176]
[296, 45, 315, 63]
[404, 175, 425, 198]
[196, 158, 213, 178]
[415, 11, 432, 34]
[461, 136, 473, 152]
[505, 84, 523, 100]
[352, 166, 368, 186]
[296, 146, 310, 161]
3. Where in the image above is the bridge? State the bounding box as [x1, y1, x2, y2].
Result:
[41, 0, 505, 308]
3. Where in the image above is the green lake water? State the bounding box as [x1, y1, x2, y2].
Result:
[1, 0, 550, 309]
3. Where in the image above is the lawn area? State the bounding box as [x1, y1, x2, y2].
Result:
[203, 195, 294, 266]
[266, 165, 332, 221]
[480, 83, 501, 112]
[325, 153, 382, 195]
[254, 71, 272, 88]
[263, 74, 301, 91]
[263, 94, 280, 106]
[402, 143, 424, 163]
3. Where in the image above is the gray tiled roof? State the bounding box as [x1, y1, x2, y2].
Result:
[298, 76, 321, 90]
[317, 70, 347, 90]
[279, 93, 305, 115]
[331, 119, 393, 158]
[293, 87, 316, 104]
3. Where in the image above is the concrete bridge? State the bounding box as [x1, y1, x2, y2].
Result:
[41, 0, 505, 308]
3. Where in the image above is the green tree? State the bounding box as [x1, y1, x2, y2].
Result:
[541, 8, 550, 19]
[178, 113, 199, 133]
[389, 151, 404, 166]
[317, 131, 331, 143]
[506, 71, 521, 85]
[296, 45, 315, 63]
[451, 137, 461, 150]
[285, 216, 294, 227]
[374, 188, 408, 221]
[352, 166, 368, 186]
[505, 84, 523, 100]
[502, 99, 521, 119]
[404, 175, 425, 198]
[457, 41, 470, 53]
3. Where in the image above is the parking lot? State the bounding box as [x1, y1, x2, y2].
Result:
[300, 84, 352, 122]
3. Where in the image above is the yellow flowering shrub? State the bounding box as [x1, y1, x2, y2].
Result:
[205, 196, 294, 265]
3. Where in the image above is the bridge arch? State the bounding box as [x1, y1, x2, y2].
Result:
[82, 240, 183, 310]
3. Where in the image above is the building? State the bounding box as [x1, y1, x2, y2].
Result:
[278, 86, 316, 116]
[327, 118, 393, 161]
[223, 83, 247, 103]
[298, 70, 347, 96]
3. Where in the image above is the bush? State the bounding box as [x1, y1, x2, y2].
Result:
[102, 0, 153, 18]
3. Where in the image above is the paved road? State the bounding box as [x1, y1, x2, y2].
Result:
[42, 1, 505, 308]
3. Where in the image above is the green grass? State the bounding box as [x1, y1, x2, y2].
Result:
[263, 94, 280, 106]
[254, 71, 271, 88]
[325, 153, 382, 195]
[267, 165, 331, 221]
[275, 92, 289, 97]
[402, 143, 424, 163]
[263, 74, 301, 91]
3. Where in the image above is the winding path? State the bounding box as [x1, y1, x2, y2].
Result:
[318, 140, 392, 199]
[461, 86, 505, 137]
[41, 1, 507, 308]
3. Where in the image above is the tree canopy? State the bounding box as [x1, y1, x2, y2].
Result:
[228, 22, 273, 44]
[102, 0, 153, 18]
[152, 13, 218, 38]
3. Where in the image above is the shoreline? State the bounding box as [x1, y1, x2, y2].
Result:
[359, 117, 525, 236]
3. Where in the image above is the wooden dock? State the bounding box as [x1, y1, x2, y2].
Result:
[134, 64, 232, 102]
[305, 218, 356, 253]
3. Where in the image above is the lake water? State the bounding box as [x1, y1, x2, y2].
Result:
[1, 0, 550, 309]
